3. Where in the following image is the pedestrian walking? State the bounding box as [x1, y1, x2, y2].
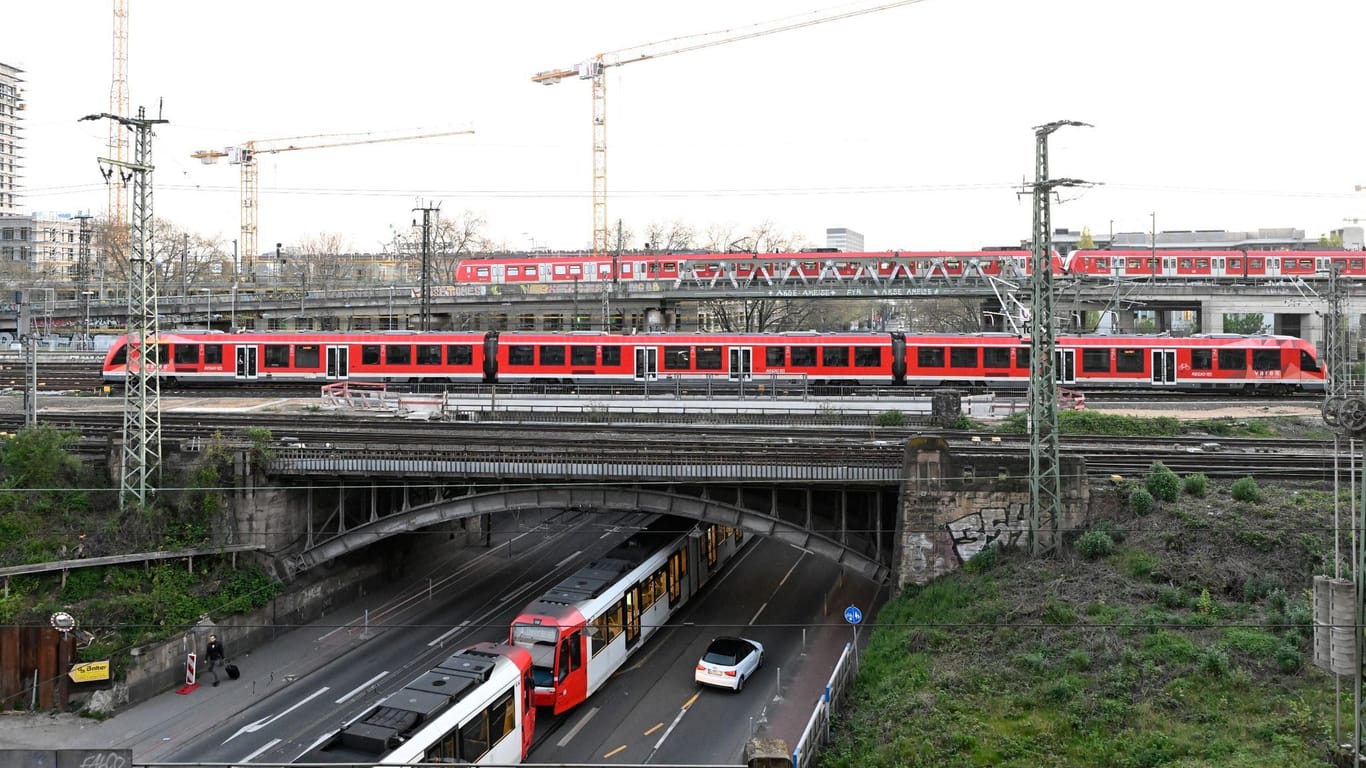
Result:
[205, 634, 226, 687]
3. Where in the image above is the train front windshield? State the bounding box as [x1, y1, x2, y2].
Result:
[512, 622, 559, 687]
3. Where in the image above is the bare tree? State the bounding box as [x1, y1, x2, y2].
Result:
[146, 219, 228, 296]
[391, 210, 490, 283]
[642, 220, 695, 252]
[698, 220, 816, 331]
[300, 232, 353, 291]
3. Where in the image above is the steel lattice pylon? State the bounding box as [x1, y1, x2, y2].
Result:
[1027, 120, 1089, 556]
[83, 106, 168, 510]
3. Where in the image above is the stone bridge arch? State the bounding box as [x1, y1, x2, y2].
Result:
[283, 486, 889, 583]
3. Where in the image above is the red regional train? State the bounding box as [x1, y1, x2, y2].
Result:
[450, 249, 1366, 285]
[298, 641, 536, 765]
[102, 330, 1325, 393]
[508, 517, 744, 715]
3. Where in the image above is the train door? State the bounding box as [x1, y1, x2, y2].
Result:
[491, 264, 505, 284]
[1151, 349, 1177, 386]
[326, 346, 349, 380]
[552, 629, 585, 716]
[235, 344, 258, 380]
[624, 585, 641, 648]
[1054, 349, 1075, 385]
[728, 346, 752, 381]
[634, 346, 658, 381]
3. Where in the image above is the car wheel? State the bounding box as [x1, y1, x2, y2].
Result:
[735, 675, 745, 692]
[758, 652, 765, 668]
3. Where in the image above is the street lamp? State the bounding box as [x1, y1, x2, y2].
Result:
[200, 288, 212, 331]
[230, 283, 238, 332]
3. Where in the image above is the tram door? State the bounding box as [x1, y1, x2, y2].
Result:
[1151, 349, 1177, 386]
[1054, 349, 1076, 385]
[634, 346, 658, 381]
[326, 346, 349, 380]
[235, 345, 258, 380]
[728, 346, 752, 381]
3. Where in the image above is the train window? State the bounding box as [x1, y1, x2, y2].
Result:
[1116, 349, 1143, 373]
[361, 345, 381, 365]
[173, 344, 199, 364]
[949, 347, 978, 368]
[765, 347, 785, 366]
[1179, 259, 1192, 270]
[1095, 257, 1109, 269]
[508, 345, 534, 366]
[1127, 258, 1140, 269]
[1217, 349, 1247, 370]
[1250, 258, 1264, 269]
[1230, 258, 1242, 269]
[569, 264, 583, 276]
[696, 346, 722, 370]
[1353, 260, 1365, 271]
[1190, 349, 1212, 370]
[1302, 350, 1321, 372]
[1300, 260, 1314, 269]
[639, 576, 656, 612]
[983, 347, 1010, 368]
[459, 713, 490, 762]
[790, 346, 817, 367]
[1252, 350, 1280, 371]
[662, 263, 676, 273]
[917, 346, 945, 367]
[570, 346, 596, 366]
[385, 345, 411, 365]
[476, 267, 489, 279]
[599, 263, 612, 275]
[204, 345, 222, 365]
[606, 600, 624, 643]
[152, 344, 169, 363]
[447, 345, 473, 365]
[854, 346, 882, 367]
[1196, 259, 1209, 269]
[602, 347, 621, 366]
[296, 345, 320, 368]
[488, 689, 516, 746]
[1016, 347, 1030, 369]
[540, 345, 566, 366]
[823, 346, 849, 367]
[663, 346, 691, 370]
[263, 345, 290, 368]
[416, 345, 441, 365]
[554, 265, 567, 275]
[110, 346, 127, 365]
[507, 266, 521, 277]
[1081, 348, 1110, 373]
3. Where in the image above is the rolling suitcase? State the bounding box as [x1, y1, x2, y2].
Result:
[225, 663, 240, 680]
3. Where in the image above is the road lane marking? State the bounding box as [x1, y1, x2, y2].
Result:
[644, 722, 663, 736]
[555, 549, 583, 568]
[652, 693, 697, 751]
[428, 620, 470, 647]
[604, 744, 627, 758]
[335, 671, 389, 703]
[751, 551, 807, 624]
[225, 686, 331, 743]
[557, 705, 599, 747]
[237, 737, 281, 763]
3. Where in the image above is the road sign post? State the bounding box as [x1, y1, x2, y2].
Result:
[844, 605, 863, 665]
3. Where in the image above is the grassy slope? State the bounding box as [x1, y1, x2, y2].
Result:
[822, 477, 1347, 768]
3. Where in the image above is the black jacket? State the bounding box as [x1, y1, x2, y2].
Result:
[207, 639, 225, 661]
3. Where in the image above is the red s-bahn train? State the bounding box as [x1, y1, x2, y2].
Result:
[102, 330, 1324, 393]
[449, 248, 1366, 286]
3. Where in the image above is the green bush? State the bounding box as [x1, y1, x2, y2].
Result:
[1076, 530, 1115, 560]
[1129, 487, 1155, 516]
[1183, 472, 1209, 497]
[1199, 646, 1231, 677]
[1091, 518, 1127, 544]
[1231, 476, 1262, 503]
[1275, 642, 1304, 673]
[1145, 462, 1181, 502]
[1242, 572, 1283, 602]
[873, 409, 905, 427]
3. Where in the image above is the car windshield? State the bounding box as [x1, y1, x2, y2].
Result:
[703, 638, 749, 666]
[703, 650, 738, 665]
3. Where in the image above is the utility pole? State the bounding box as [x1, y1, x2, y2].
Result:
[1025, 119, 1091, 557]
[413, 201, 440, 331]
[75, 212, 94, 348]
[82, 105, 167, 511]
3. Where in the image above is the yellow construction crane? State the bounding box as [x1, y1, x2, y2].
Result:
[533, 0, 927, 255]
[192, 128, 474, 270]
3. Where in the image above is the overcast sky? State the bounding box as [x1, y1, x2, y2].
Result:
[4, 0, 1365, 256]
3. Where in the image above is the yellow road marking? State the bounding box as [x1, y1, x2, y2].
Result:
[644, 722, 663, 736]
[604, 745, 627, 759]
[684, 692, 700, 709]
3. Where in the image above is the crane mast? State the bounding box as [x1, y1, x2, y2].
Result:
[107, 0, 129, 236]
[533, 0, 928, 255]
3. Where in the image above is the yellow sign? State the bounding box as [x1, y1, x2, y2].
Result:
[68, 660, 111, 683]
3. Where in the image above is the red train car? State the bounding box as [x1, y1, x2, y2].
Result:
[102, 330, 1324, 393]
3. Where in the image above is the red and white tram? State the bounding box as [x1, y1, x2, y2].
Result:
[508, 518, 744, 714]
[298, 642, 535, 765]
[102, 330, 1324, 393]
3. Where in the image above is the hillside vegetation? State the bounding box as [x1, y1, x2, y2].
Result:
[821, 465, 1347, 768]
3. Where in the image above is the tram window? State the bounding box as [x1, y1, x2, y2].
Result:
[508, 345, 534, 366]
[204, 345, 223, 364]
[1015, 347, 1030, 369]
[385, 345, 411, 365]
[854, 346, 882, 367]
[459, 714, 490, 762]
[695, 346, 722, 370]
[983, 347, 1010, 368]
[917, 347, 945, 368]
[1190, 349, 1213, 370]
[296, 345, 320, 368]
[765, 347, 785, 366]
[1252, 349, 1280, 371]
[570, 346, 596, 366]
[602, 346, 621, 366]
[1217, 349, 1247, 370]
[949, 347, 978, 368]
[173, 344, 199, 364]
[822, 346, 849, 367]
[361, 345, 381, 365]
[639, 576, 656, 611]
[263, 345, 290, 368]
[1302, 350, 1321, 372]
[1116, 348, 1143, 373]
[606, 601, 624, 643]
[663, 346, 691, 370]
[447, 345, 473, 365]
[590, 614, 608, 656]
[790, 346, 817, 367]
[540, 345, 566, 366]
[489, 689, 516, 746]
[416, 345, 441, 365]
[1081, 348, 1110, 373]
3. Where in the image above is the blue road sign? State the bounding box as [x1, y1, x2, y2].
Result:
[844, 605, 863, 625]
